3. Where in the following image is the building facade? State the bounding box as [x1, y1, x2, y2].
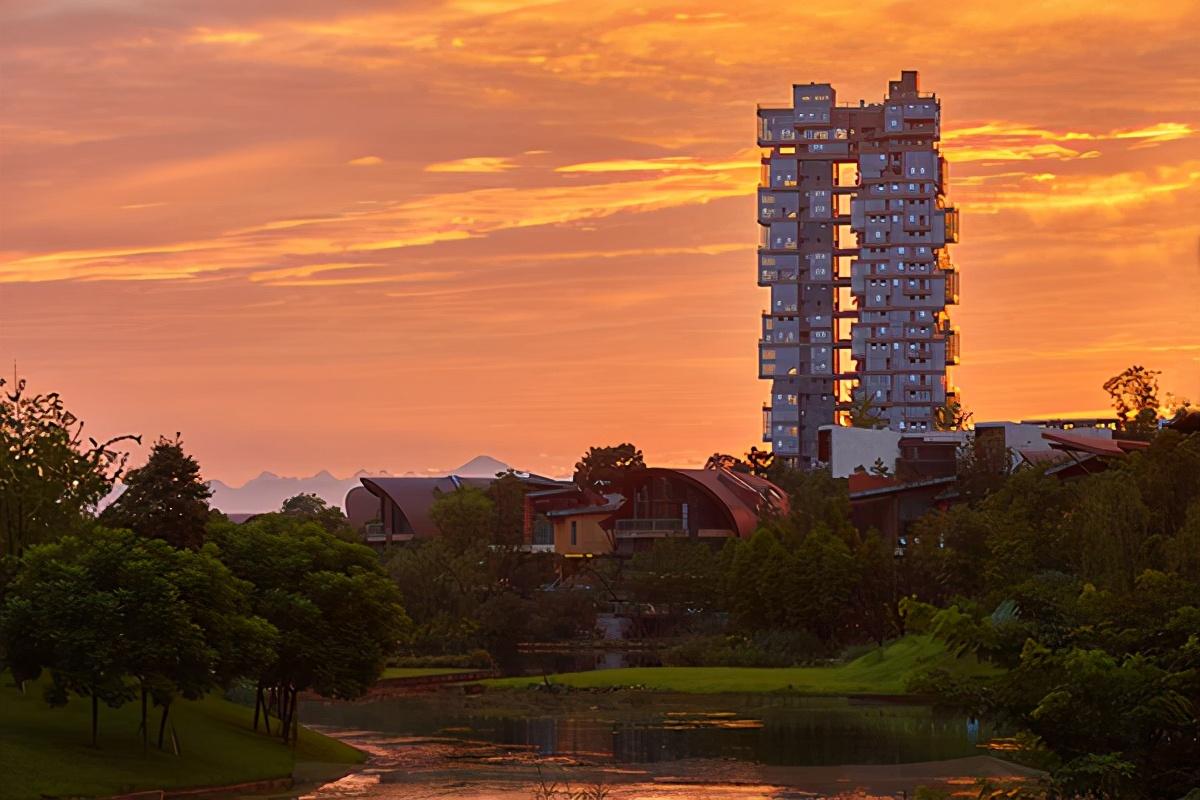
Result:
[757, 71, 960, 466]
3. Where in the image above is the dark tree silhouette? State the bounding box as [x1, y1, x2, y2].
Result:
[572, 443, 645, 493]
[101, 435, 211, 549]
[0, 377, 138, 556]
[1103, 365, 1161, 439]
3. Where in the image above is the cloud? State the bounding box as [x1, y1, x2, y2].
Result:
[959, 162, 1200, 213]
[189, 29, 264, 45]
[425, 156, 519, 173]
[556, 155, 757, 173]
[347, 155, 383, 166]
[942, 122, 1194, 162]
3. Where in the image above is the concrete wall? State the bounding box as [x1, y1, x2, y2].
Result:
[823, 425, 903, 477]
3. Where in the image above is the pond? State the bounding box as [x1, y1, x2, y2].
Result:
[290, 691, 1036, 799]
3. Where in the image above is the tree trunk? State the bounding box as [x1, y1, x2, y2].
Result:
[157, 701, 171, 750]
[253, 683, 262, 732]
[91, 691, 98, 748]
[280, 685, 293, 744]
[280, 685, 300, 745]
[140, 686, 148, 754]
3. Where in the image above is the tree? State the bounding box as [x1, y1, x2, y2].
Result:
[387, 536, 488, 654]
[487, 471, 528, 547]
[954, 437, 1015, 503]
[208, 515, 408, 743]
[572, 443, 645, 493]
[100, 435, 211, 549]
[851, 532, 899, 645]
[725, 529, 790, 630]
[744, 446, 774, 478]
[703, 448, 773, 478]
[1103, 365, 1161, 439]
[430, 486, 495, 549]
[0, 528, 271, 749]
[788, 526, 859, 642]
[761, 465, 857, 546]
[280, 493, 354, 539]
[901, 431, 1200, 797]
[704, 452, 750, 472]
[0, 377, 137, 556]
[934, 399, 972, 432]
[627, 538, 721, 615]
[847, 388, 887, 429]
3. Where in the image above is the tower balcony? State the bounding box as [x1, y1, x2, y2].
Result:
[945, 271, 960, 305]
[758, 111, 797, 146]
[945, 329, 961, 365]
[943, 207, 960, 244]
[758, 187, 801, 223]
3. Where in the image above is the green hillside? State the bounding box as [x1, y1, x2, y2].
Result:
[0, 678, 362, 800]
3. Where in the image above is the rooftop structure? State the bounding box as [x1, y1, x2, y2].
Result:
[758, 71, 960, 467]
[601, 467, 789, 554]
[346, 472, 565, 548]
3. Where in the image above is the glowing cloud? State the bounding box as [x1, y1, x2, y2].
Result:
[425, 156, 519, 173]
[189, 29, 263, 45]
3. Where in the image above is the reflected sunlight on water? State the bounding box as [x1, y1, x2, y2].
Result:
[285, 694, 1040, 800]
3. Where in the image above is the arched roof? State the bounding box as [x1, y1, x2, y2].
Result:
[625, 467, 788, 538]
[357, 477, 493, 537]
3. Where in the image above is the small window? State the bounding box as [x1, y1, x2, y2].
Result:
[570, 521, 577, 546]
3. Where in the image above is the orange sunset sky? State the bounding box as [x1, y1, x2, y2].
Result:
[2, 1, 1198, 484]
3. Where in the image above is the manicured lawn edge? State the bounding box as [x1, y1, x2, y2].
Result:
[481, 635, 999, 695]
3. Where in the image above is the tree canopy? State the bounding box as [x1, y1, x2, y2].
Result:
[903, 430, 1200, 797]
[572, 443, 645, 493]
[100, 435, 211, 550]
[207, 515, 408, 741]
[0, 378, 137, 556]
[279, 492, 355, 539]
[0, 528, 272, 747]
[1103, 365, 1161, 439]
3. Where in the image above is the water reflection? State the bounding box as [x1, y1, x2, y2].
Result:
[299, 694, 992, 767]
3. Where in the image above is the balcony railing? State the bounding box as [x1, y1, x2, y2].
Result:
[614, 518, 686, 537]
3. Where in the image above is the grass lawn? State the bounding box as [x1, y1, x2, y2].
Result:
[379, 667, 481, 679]
[0, 678, 364, 800]
[484, 635, 999, 695]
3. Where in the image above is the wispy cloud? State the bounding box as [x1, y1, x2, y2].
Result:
[556, 155, 756, 173]
[189, 29, 263, 45]
[425, 156, 519, 173]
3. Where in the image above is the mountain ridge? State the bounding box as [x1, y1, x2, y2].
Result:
[206, 455, 523, 513]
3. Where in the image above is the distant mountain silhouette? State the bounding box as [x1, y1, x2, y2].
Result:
[450, 455, 513, 477]
[206, 456, 517, 513]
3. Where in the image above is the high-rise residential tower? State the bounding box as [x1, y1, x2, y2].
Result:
[757, 71, 960, 467]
